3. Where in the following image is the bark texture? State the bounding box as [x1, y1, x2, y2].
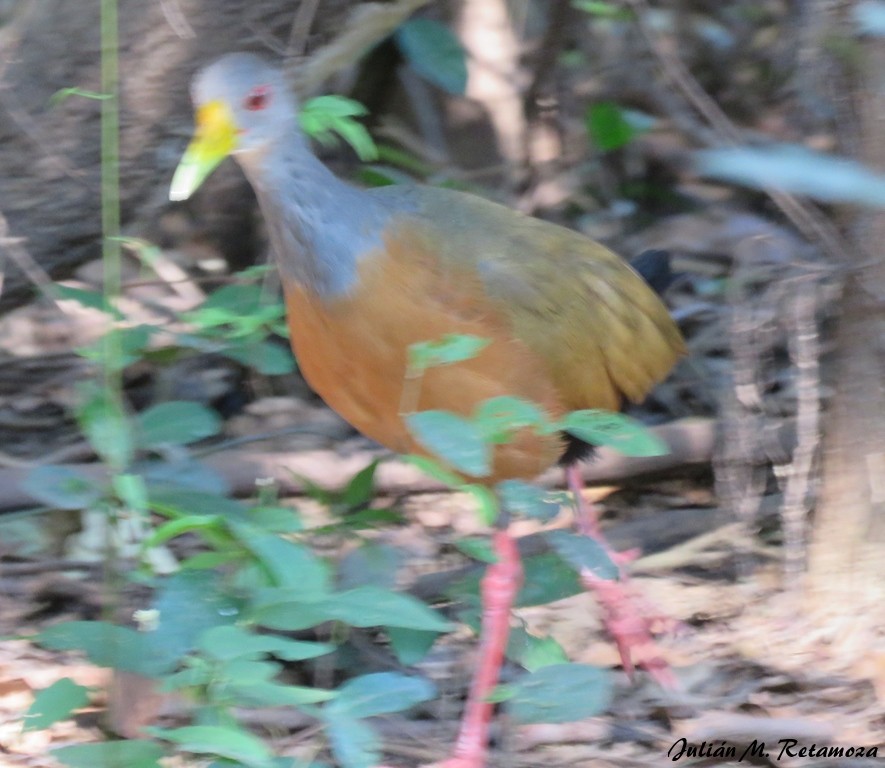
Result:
[0, 0, 355, 309]
[806, 2, 885, 610]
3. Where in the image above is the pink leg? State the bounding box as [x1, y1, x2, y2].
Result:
[566, 465, 676, 688]
[436, 528, 523, 768]
[377, 531, 522, 768]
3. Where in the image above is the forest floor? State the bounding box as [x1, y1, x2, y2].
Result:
[0, 209, 882, 766]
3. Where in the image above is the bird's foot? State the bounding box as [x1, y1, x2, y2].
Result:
[581, 567, 678, 688]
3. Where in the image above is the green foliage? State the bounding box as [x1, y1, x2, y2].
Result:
[545, 530, 619, 581]
[408, 333, 491, 373]
[76, 385, 134, 470]
[152, 725, 274, 767]
[326, 672, 435, 718]
[136, 401, 222, 449]
[474, 396, 547, 443]
[181, 281, 295, 375]
[395, 18, 468, 95]
[454, 536, 499, 564]
[586, 101, 637, 152]
[505, 663, 612, 723]
[324, 712, 380, 768]
[52, 740, 165, 768]
[572, 0, 633, 20]
[555, 410, 669, 456]
[496, 479, 563, 521]
[254, 585, 452, 633]
[507, 626, 570, 672]
[406, 410, 491, 477]
[300, 95, 378, 161]
[22, 465, 102, 510]
[24, 678, 90, 731]
[387, 626, 439, 666]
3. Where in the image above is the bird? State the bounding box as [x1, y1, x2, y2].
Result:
[171, 53, 685, 768]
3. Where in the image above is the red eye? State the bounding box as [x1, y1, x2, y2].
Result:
[244, 85, 270, 111]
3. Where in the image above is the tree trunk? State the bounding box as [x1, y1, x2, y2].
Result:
[0, 0, 354, 311]
[806, 3, 885, 612]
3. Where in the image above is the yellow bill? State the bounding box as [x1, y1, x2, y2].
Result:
[169, 100, 239, 201]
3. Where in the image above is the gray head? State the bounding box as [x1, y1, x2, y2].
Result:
[170, 53, 300, 199]
[193, 53, 299, 154]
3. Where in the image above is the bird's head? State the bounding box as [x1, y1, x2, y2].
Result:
[170, 53, 297, 201]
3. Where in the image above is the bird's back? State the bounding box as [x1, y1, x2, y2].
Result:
[282, 184, 684, 481]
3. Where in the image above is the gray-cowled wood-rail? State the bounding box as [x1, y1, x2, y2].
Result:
[171, 53, 685, 768]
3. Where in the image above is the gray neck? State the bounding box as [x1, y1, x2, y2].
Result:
[238, 129, 387, 298]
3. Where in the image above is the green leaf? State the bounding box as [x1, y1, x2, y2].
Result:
[408, 334, 490, 372]
[227, 679, 337, 707]
[49, 284, 121, 317]
[516, 552, 583, 607]
[395, 18, 468, 95]
[24, 678, 90, 731]
[329, 585, 452, 632]
[300, 95, 378, 162]
[341, 460, 379, 509]
[198, 283, 265, 316]
[150, 571, 238, 661]
[556, 410, 668, 457]
[338, 542, 402, 590]
[473, 396, 548, 443]
[586, 101, 636, 152]
[76, 388, 134, 469]
[145, 515, 226, 547]
[328, 672, 435, 718]
[37, 621, 177, 677]
[231, 523, 331, 594]
[139, 456, 229, 495]
[387, 627, 439, 666]
[223, 341, 296, 375]
[544, 530, 619, 581]
[507, 626, 569, 672]
[52, 740, 165, 768]
[21, 465, 102, 510]
[219, 658, 280, 685]
[402, 454, 465, 488]
[696, 144, 885, 207]
[454, 536, 498, 564]
[199, 625, 334, 662]
[497, 479, 562, 521]
[161, 662, 212, 692]
[113, 473, 148, 511]
[78, 325, 155, 370]
[149, 488, 250, 519]
[248, 505, 303, 533]
[405, 410, 490, 477]
[464, 483, 499, 526]
[254, 586, 452, 632]
[154, 725, 273, 767]
[329, 587, 453, 632]
[324, 712, 380, 768]
[506, 664, 612, 723]
[136, 401, 221, 448]
[572, 1, 632, 21]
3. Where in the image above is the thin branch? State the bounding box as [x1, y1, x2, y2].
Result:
[624, 0, 851, 266]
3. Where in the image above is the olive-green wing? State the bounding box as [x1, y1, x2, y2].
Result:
[396, 186, 685, 411]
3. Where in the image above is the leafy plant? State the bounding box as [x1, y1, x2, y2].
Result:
[300, 96, 378, 161]
[394, 18, 468, 95]
[586, 101, 655, 152]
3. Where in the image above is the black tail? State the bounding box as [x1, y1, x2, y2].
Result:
[630, 249, 675, 296]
